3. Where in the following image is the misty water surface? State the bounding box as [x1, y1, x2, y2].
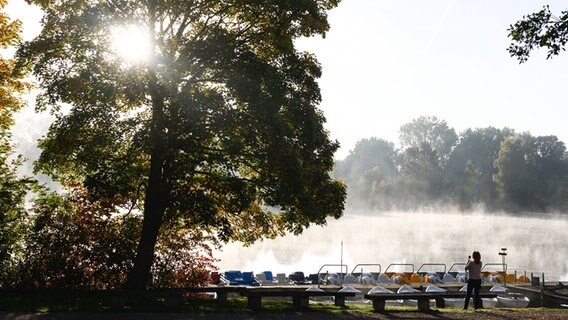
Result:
[216, 212, 568, 281]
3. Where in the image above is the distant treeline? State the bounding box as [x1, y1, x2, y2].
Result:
[334, 116, 568, 213]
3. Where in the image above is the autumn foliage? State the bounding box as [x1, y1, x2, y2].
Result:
[15, 186, 216, 289]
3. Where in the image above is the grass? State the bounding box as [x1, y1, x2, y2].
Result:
[0, 293, 416, 315]
[1, 291, 113, 313]
[1, 292, 567, 318]
[0, 292, 304, 313]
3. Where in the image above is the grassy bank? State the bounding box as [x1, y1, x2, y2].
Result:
[1, 292, 568, 319]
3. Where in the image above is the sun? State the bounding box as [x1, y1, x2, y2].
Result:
[110, 25, 151, 63]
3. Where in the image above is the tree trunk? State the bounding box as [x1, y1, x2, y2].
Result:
[124, 0, 165, 292]
[125, 90, 166, 290]
[125, 86, 167, 290]
[125, 157, 166, 291]
[126, 100, 168, 291]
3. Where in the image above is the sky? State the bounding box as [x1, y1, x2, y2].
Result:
[6, 0, 568, 161]
[294, 0, 568, 159]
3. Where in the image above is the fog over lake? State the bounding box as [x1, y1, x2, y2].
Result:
[216, 211, 568, 281]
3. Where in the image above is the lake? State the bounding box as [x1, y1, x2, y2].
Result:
[215, 211, 568, 281]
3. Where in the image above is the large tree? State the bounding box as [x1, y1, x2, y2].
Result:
[335, 138, 398, 181]
[445, 127, 514, 210]
[18, 0, 345, 290]
[492, 133, 568, 211]
[508, 5, 568, 62]
[398, 142, 444, 202]
[334, 138, 399, 210]
[399, 116, 457, 164]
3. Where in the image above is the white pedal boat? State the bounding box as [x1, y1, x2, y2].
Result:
[490, 284, 529, 308]
[496, 293, 530, 308]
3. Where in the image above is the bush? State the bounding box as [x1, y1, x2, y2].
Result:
[14, 186, 216, 289]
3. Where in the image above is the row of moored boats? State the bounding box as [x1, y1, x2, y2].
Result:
[210, 269, 531, 308]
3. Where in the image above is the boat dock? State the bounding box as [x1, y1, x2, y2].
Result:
[214, 262, 568, 308]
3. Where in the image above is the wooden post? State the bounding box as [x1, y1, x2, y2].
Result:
[293, 295, 309, 309]
[334, 294, 346, 307]
[372, 298, 386, 312]
[247, 295, 262, 310]
[216, 292, 228, 305]
[417, 298, 430, 311]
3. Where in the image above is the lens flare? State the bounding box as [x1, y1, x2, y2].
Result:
[110, 25, 151, 63]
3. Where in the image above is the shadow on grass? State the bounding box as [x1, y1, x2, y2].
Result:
[1, 293, 368, 316]
[3, 293, 567, 320]
[1, 292, 232, 313]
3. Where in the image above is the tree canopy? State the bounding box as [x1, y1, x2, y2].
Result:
[334, 117, 568, 213]
[17, 0, 345, 290]
[399, 115, 457, 163]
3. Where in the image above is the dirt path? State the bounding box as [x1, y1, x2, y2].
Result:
[2, 309, 568, 320]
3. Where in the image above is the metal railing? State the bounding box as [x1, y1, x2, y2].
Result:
[481, 262, 507, 273]
[416, 263, 447, 275]
[316, 264, 349, 287]
[350, 263, 382, 275]
[448, 262, 466, 273]
[384, 263, 414, 274]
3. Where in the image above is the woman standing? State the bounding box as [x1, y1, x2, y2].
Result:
[464, 251, 482, 310]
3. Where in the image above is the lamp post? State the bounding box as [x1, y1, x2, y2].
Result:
[340, 241, 343, 285]
[499, 248, 507, 273]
